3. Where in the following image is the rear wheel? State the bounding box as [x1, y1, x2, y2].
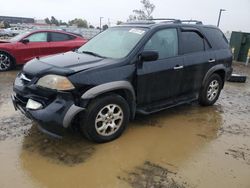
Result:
[80, 94, 130, 143]
[0, 52, 14, 71]
[199, 73, 223, 106]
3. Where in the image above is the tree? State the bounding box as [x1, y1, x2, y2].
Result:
[59, 20, 68, 26]
[128, 0, 155, 20]
[0, 21, 4, 28]
[51, 16, 59, 26]
[68, 18, 88, 28]
[77, 19, 88, 28]
[102, 24, 108, 30]
[3, 21, 10, 28]
[116, 21, 123, 25]
[0, 21, 9, 28]
[44, 17, 51, 24]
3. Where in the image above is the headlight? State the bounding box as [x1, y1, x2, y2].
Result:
[36, 74, 75, 91]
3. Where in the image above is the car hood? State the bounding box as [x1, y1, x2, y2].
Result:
[23, 51, 117, 76]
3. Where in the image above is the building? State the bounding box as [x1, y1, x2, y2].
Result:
[0, 16, 34, 24]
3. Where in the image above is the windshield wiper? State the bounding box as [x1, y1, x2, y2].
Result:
[81, 51, 105, 58]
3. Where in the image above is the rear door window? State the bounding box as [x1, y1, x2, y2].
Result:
[181, 31, 204, 54]
[50, 32, 73, 42]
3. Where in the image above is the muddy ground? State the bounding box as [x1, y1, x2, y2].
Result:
[0, 63, 249, 188]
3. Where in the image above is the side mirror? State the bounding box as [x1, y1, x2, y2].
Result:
[20, 38, 29, 44]
[140, 50, 159, 62]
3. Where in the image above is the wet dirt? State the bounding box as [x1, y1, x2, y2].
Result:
[118, 161, 188, 188]
[0, 63, 250, 188]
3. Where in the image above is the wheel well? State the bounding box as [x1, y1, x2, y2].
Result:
[214, 70, 226, 88]
[87, 89, 136, 120]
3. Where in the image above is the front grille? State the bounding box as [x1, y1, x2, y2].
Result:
[15, 94, 28, 106]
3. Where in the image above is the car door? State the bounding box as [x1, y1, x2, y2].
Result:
[137, 28, 184, 105]
[16, 32, 49, 63]
[47, 32, 77, 54]
[179, 28, 215, 98]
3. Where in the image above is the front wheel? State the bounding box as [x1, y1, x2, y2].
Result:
[80, 94, 130, 143]
[199, 73, 223, 106]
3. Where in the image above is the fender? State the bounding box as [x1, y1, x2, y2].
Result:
[81, 81, 135, 100]
[81, 81, 136, 119]
[202, 64, 226, 86]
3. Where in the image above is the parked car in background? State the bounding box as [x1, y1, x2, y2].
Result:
[5, 27, 23, 36]
[0, 30, 87, 71]
[12, 19, 232, 142]
[0, 29, 15, 37]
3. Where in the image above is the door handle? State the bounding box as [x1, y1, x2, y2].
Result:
[208, 59, 216, 63]
[173, 65, 184, 70]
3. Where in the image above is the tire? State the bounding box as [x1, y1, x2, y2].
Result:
[0, 52, 14, 71]
[228, 74, 247, 83]
[80, 94, 130, 143]
[199, 73, 223, 106]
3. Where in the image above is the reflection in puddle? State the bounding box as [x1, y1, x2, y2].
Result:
[22, 125, 95, 166]
[19, 104, 222, 188]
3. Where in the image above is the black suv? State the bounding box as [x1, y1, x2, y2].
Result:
[12, 19, 233, 143]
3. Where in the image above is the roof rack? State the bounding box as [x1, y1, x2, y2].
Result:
[147, 18, 203, 25]
[147, 18, 181, 24]
[122, 18, 203, 26]
[180, 20, 203, 25]
[122, 20, 155, 25]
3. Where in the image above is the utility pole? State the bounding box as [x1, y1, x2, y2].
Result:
[99, 17, 103, 31]
[217, 9, 226, 27]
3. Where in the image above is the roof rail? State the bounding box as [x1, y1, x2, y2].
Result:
[122, 20, 155, 25]
[147, 18, 181, 23]
[122, 19, 203, 26]
[181, 20, 203, 25]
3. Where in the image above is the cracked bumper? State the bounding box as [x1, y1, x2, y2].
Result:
[11, 93, 84, 137]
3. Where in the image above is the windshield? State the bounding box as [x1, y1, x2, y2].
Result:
[78, 27, 148, 59]
[9, 31, 30, 42]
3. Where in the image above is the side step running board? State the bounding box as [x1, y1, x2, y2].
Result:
[136, 98, 197, 115]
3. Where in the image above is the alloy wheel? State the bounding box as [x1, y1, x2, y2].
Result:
[207, 80, 219, 101]
[0, 53, 11, 71]
[95, 104, 124, 136]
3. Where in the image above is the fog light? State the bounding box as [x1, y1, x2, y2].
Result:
[26, 99, 43, 110]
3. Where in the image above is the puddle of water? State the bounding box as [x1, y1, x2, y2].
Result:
[0, 139, 35, 188]
[177, 135, 250, 188]
[9, 105, 221, 188]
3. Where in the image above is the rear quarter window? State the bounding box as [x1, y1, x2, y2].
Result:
[203, 27, 229, 49]
[181, 31, 205, 54]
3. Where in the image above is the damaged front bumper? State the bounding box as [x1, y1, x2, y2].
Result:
[12, 87, 84, 138]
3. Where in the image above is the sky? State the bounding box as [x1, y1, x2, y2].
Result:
[1, 0, 250, 32]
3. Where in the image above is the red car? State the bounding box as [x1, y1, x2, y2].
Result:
[0, 30, 87, 71]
